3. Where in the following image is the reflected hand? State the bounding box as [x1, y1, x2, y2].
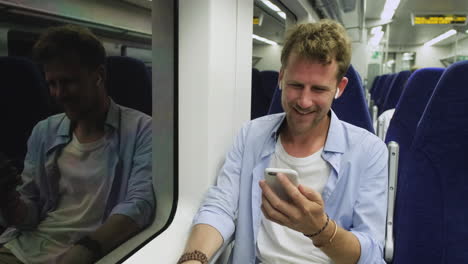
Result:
[259, 173, 327, 236]
[58, 245, 95, 264]
[0, 155, 22, 208]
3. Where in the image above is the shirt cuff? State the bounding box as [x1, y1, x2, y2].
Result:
[192, 209, 235, 243]
[351, 230, 385, 264]
[110, 200, 153, 228]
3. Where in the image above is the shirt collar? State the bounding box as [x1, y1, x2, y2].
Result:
[269, 110, 346, 154]
[323, 110, 346, 154]
[270, 113, 287, 141]
[57, 97, 120, 137]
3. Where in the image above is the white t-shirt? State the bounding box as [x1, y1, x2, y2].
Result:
[5, 134, 111, 264]
[256, 137, 332, 264]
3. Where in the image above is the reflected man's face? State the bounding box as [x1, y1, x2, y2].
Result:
[44, 59, 105, 122]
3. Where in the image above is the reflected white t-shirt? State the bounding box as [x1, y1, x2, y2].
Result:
[256, 137, 332, 264]
[5, 134, 111, 264]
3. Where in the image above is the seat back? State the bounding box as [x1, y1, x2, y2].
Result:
[331, 65, 374, 133]
[371, 74, 387, 101]
[393, 61, 468, 264]
[376, 73, 396, 108]
[250, 68, 263, 119]
[267, 65, 374, 133]
[105, 56, 152, 116]
[252, 70, 278, 119]
[385, 68, 444, 147]
[370, 75, 381, 97]
[380, 70, 411, 114]
[0, 57, 50, 167]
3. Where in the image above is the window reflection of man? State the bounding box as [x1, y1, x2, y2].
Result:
[0, 25, 154, 264]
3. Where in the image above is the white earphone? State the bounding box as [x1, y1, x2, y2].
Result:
[335, 88, 340, 99]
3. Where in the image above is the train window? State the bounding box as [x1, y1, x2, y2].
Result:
[7, 30, 39, 58]
[124, 46, 152, 66]
[0, 0, 177, 263]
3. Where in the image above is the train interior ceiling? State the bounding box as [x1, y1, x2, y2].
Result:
[254, 0, 468, 78]
[1, 0, 468, 263]
[0, 0, 151, 64]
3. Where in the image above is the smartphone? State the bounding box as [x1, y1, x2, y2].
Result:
[264, 168, 299, 201]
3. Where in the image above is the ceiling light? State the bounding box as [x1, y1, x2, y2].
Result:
[402, 53, 414, 60]
[369, 30, 384, 47]
[278, 11, 286, 20]
[260, 0, 281, 12]
[423, 29, 457, 47]
[369, 26, 384, 47]
[253, 34, 278, 46]
[371, 26, 382, 35]
[380, 0, 400, 21]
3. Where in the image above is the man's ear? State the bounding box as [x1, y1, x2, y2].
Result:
[335, 76, 348, 99]
[278, 68, 284, 90]
[96, 65, 106, 87]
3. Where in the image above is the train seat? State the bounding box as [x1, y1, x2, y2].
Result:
[380, 70, 411, 115]
[251, 70, 278, 119]
[383, 68, 444, 262]
[105, 56, 152, 116]
[369, 75, 381, 98]
[376, 73, 396, 109]
[393, 61, 468, 263]
[267, 65, 374, 133]
[0, 56, 50, 168]
[385, 68, 444, 147]
[250, 68, 263, 119]
[371, 74, 387, 101]
[331, 65, 374, 133]
[147, 65, 152, 82]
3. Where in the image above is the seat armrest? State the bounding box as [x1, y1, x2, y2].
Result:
[385, 141, 399, 263]
[372, 105, 379, 132]
[209, 234, 235, 264]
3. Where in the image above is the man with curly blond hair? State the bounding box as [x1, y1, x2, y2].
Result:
[179, 20, 387, 264]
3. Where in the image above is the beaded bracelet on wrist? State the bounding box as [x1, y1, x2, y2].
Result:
[303, 213, 330, 238]
[177, 250, 208, 264]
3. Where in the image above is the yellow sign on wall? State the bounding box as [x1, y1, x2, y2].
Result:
[413, 14, 467, 25]
[253, 17, 260, 25]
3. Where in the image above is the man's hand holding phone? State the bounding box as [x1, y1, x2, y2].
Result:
[259, 168, 329, 240]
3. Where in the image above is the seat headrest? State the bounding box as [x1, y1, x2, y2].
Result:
[0, 56, 50, 164]
[105, 56, 152, 116]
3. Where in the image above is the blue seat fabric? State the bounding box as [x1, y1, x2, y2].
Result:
[252, 70, 278, 120]
[250, 68, 263, 119]
[370, 75, 381, 98]
[376, 73, 396, 109]
[0, 57, 51, 167]
[380, 70, 411, 114]
[371, 74, 387, 102]
[105, 56, 152, 116]
[0, 56, 153, 166]
[393, 61, 468, 263]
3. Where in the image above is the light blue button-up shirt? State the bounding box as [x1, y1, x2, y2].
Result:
[0, 99, 154, 243]
[193, 111, 388, 264]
